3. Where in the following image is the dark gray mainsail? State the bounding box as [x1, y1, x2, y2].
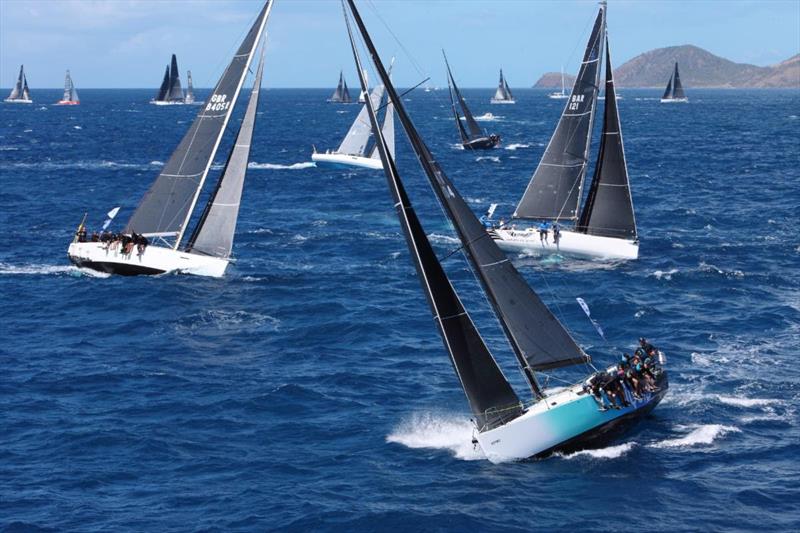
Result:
[343, 2, 523, 429]
[513, 6, 605, 221]
[672, 62, 686, 99]
[346, 0, 588, 395]
[329, 71, 352, 103]
[443, 51, 483, 138]
[578, 39, 637, 240]
[661, 72, 673, 100]
[125, 0, 272, 244]
[7, 65, 31, 101]
[155, 65, 170, 102]
[187, 52, 265, 258]
[167, 54, 184, 102]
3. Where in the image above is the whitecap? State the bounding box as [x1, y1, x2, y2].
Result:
[650, 424, 739, 449]
[427, 233, 459, 245]
[651, 268, 678, 280]
[386, 412, 484, 461]
[504, 143, 531, 151]
[715, 396, 782, 408]
[474, 112, 502, 121]
[476, 156, 500, 163]
[73, 125, 82, 130]
[0, 262, 110, 278]
[559, 442, 635, 460]
[150, 160, 164, 166]
[248, 161, 316, 170]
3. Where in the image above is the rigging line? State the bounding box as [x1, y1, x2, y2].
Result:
[365, 0, 426, 78]
[560, 7, 598, 83]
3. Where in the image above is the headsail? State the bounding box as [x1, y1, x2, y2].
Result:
[156, 66, 170, 102]
[186, 50, 265, 258]
[8, 65, 23, 100]
[347, 0, 589, 395]
[577, 38, 637, 240]
[186, 70, 195, 104]
[21, 72, 30, 101]
[443, 51, 483, 139]
[337, 83, 385, 156]
[370, 93, 395, 160]
[125, 0, 273, 245]
[513, 5, 605, 221]
[167, 54, 184, 102]
[662, 72, 673, 100]
[492, 69, 513, 101]
[672, 62, 686, 99]
[343, 2, 523, 429]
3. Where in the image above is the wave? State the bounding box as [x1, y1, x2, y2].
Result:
[476, 156, 500, 163]
[559, 442, 636, 460]
[651, 268, 678, 280]
[0, 160, 156, 171]
[247, 161, 316, 170]
[386, 413, 484, 461]
[504, 143, 531, 151]
[427, 233, 460, 245]
[650, 424, 739, 449]
[0, 262, 110, 278]
[474, 112, 502, 121]
[715, 396, 783, 408]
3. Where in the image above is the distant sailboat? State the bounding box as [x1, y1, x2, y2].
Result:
[490, 69, 515, 104]
[443, 50, 500, 149]
[151, 54, 186, 105]
[344, 0, 668, 463]
[4, 65, 32, 104]
[548, 66, 569, 99]
[56, 70, 79, 105]
[313, 61, 395, 170]
[328, 70, 353, 103]
[661, 62, 688, 103]
[491, 2, 640, 260]
[185, 70, 195, 104]
[68, 0, 273, 277]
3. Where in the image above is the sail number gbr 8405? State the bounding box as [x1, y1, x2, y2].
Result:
[206, 93, 230, 112]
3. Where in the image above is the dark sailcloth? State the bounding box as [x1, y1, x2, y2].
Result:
[661, 74, 673, 100]
[125, 0, 272, 243]
[513, 6, 605, 221]
[329, 71, 352, 103]
[187, 52, 265, 258]
[345, 0, 588, 397]
[6, 65, 32, 101]
[492, 69, 514, 102]
[443, 52, 483, 139]
[672, 63, 686, 99]
[577, 39, 637, 240]
[342, 4, 523, 429]
[166, 54, 184, 102]
[155, 65, 170, 102]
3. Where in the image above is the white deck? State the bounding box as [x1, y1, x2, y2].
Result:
[492, 227, 639, 260]
[68, 241, 229, 278]
[311, 152, 382, 170]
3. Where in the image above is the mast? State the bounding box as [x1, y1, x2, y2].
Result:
[186, 47, 265, 258]
[513, 4, 606, 221]
[346, 0, 588, 395]
[343, 1, 524, 429]
[577, 37, 637, 240]
[124, 0, 273, 247]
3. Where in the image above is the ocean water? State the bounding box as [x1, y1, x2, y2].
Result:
[1, 88, 799, 531]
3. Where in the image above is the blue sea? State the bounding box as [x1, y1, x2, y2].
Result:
[1, 88, 799, 531]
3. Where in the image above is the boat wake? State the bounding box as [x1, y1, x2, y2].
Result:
[650, 424, 739, 449]
[504, 143, 531, 150]
[386, 413, 484, 461]
[476, 156, 500, 163]
[0, 262, 110, 278]
[474, 113, 502, 121]
[248, 161, 316, 170]
[558, 442, 636, 460]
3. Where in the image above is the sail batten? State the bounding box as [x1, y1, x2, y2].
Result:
[577, 38, 637, 240]
[343, 1, 523, 429]
[125, 0, 273, 244]
[513, 6, 605, 221]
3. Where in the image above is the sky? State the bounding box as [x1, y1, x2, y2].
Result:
[1, 0, 798, 89]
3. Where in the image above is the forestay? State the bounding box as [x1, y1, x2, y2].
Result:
[124, 0, 272, 244]
[513, 6, 605, 221]
[578, 39, 637, 240]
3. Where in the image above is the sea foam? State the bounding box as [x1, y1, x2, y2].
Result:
[386, 413, 484, 461]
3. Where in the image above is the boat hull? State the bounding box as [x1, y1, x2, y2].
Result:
[4, 98, 33, 104]
[150, 100, 185, 106]
[311, 152, 382, 170]
[464, 136, 500, 150]
[491, 227, 639, 260]
[660, 98, 688, 103]
[490, 99, 515, 104]
[548, 93, 569, 100]
[67, 241, 229, 277]
[55, 101, 80, 106]
[476, 372, 668, 463]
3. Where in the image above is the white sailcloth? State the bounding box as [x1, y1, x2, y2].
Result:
[337, 83, 385, 156]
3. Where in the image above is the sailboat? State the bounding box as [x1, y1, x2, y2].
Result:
[490, 69, 515, 104]
[343, 0, 668, 463]
[67, 0, 273, 277]
[490, 3, 639, 260]
[4, 65, 32, 104]
[312, 62, 395, 170]
[444, 51, 500, 149]
[661, 62, 688, 103]
[185, 70, 196, 104]
[55, 70, 79, 105]
[548, 66, 569, 99]
[328, 70, 353, 103]
[151, 54, 186, 105]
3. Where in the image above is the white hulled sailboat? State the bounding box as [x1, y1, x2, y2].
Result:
[548, 67, 569, 99]
[661, 62, 688, 103]
[343, 0, 667, 463]
[68, 1, 273, 277]
[490, 3, 639, 260]
[490, 69, 515, 104]
[5, 65, 33, 104]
